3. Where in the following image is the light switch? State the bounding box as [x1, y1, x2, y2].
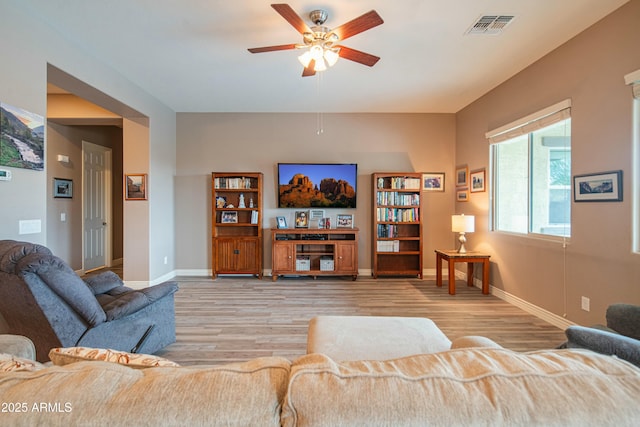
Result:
[61, 213, 66, 222]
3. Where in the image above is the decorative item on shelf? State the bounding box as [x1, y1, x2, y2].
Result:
[451, 214, 475, 253]
[249, 197, 254, 208]
[276, 216, 287, 229]
[336, 214, 354, 228]
[295, 211, 309, 228]
[238, 193, 246, 208]
[221, 211, 238, 224]
[216, 196, 226, 208]
[251, 210, 259, 224]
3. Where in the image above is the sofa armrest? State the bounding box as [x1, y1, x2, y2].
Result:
[102, 281, 178, 321]
[565, 325, 640, 367]
[0, 334, 36, 360]
[606, 304, 640, 340]
[84, 271, 124, 295]
[450, 336, 503, 349]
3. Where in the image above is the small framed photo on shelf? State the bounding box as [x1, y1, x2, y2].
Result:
[319, 217, 331, 229]
[470, 169, 486, 193]
[336, 214, 354, 228]
[216, 196, 227, 208]
[125, 173, 147, 200]
[573, 170, 623, 202]
[456, 189, 469, 202]
[276, 216, 287, 229]
[295, 211, 309, 228]
[221, 211, 238, 223]
[455, 166, 468, 187]
[422, 172, 445, 192]
[53, 178, 73, 198]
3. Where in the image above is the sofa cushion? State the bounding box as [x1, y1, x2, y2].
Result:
[282, 349, 640, 427]
[83, 270, 124, 295]
[0, 357, 291, 426]
[16, 253, 107, 326]
[49, 347, 180, 369]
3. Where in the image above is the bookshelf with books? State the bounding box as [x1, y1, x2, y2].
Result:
[212, 172, 263, 278]
[372, 173, 423, 278]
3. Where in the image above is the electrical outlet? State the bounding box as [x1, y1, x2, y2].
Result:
[581, 296, 590, 312]
[163, 256, 168, 265]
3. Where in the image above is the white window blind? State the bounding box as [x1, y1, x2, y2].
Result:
[625, 69, 640, 99]
[486, 99, 572, 144]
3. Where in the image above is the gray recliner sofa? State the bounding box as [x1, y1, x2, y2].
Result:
[0, 240, 178, 362]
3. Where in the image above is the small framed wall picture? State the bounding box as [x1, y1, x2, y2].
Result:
[125, 174, 147, 200]
[295, 211, 309, 228]
[276, 216, 287, 229]
[456, 189, 469, 202]
[422, 172, 445, 192]
[455, 166, 468, 188]
[336, 214, 354, 228]
[573, 170, 623, 202]
[221, 211, 238, 223]
[470, 169, 486, 193]
[53, 178, 73, 198]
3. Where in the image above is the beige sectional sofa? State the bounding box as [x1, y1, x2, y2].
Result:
[1, 335, 639, 426]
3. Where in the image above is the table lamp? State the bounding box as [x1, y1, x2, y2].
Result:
[451, 214, 475, 253]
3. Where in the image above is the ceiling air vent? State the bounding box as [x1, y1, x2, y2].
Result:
[466, 15, 514, 35]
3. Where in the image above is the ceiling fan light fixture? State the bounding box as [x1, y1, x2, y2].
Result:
[298, 51, 313, 67]
[324, 48, 340, 67]
[314, 58, 327, 72]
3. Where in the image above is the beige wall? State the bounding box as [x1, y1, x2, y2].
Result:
[456, 0, 640, 325]
[175, 113, 456, 274]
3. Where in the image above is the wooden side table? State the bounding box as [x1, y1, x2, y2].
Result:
[435, 250, 491, 295]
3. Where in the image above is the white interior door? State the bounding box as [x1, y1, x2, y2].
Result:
[83, 141, 112, 272]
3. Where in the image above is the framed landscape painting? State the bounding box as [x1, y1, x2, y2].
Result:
[573, 170, 622, 202]
[422, 172, 445, 192]
[0, 102, 44, 171]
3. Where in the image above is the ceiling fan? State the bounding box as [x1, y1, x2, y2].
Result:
[248, 4, 383, 77]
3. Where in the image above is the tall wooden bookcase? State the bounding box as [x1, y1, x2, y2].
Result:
[372, 172, 423, 278]
[211, 172, 263, 279]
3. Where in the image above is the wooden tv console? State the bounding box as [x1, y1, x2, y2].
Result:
[271, 228, 358, 281]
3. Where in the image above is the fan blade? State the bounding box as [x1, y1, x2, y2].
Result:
[302, 59, 316, 77]
[337, 46, 380, 67]
[331, 10, 383, 41]
[248, 44, 297, 53]
[272, 3, 311, 35]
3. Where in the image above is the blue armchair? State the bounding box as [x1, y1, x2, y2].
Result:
[0, 240, 178, 362]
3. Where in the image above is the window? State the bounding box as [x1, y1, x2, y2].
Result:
[626, 69, 640, 253]
[488, 101, 571, 238]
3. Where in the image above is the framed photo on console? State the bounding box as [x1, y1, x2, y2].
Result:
[276, 216, 287, 229]
[336, 214, 354, 228]
[295, 211, 309, 228]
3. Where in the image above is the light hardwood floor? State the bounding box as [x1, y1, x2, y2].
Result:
[155, 276, 567, 366]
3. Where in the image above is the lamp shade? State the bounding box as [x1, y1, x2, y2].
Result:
[451, 214, 475, 233]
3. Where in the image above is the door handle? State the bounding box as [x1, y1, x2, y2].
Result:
[102, 222, 107, 226]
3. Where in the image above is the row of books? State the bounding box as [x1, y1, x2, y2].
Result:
[376, 192, 420, 206]
[378, 177, 421, 190]
[377, 224, 399, 238]
[214, 177, 253, 189]
[376, 240, 400, 252]
[376, 207, 419, 222]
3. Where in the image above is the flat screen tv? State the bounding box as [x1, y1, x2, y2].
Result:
[278, 163, 357, 208]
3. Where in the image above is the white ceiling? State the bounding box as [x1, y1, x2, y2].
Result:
[21, 0, 628, 113]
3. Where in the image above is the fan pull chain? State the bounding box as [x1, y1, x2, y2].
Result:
[316, 73, 324, 135]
